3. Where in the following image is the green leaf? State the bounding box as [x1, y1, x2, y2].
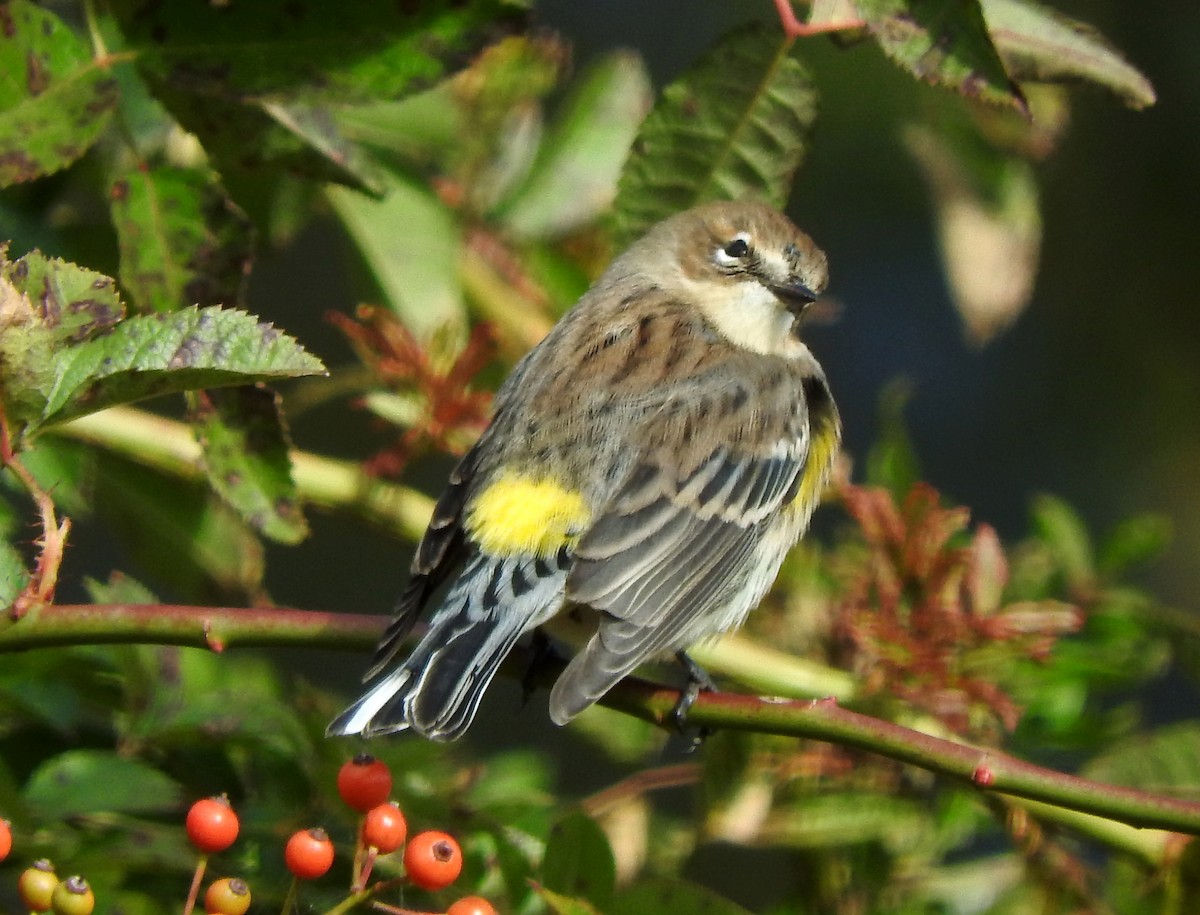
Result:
[110, 166, 254, 314]
[612, 24, 817, 248]
[112, 0, 528, 104]
[865, 379, 921, 498]
[497, 51, 650, 239]
[1098, 513, 1172, 577]
[0, 0, 118, 186]
[534, 885, 604, 915]
[94, 452, 265, 601]
[189, 385, 309, 545]
[327, 171, 463, 334]
[1029, 494, 1094, 591]
[611, 878, 755, 915]
[24, 749, 183, 818]
[541, 812, 616, 910]
[856, 0, 1026, 111]
[38, 305, 326, 429]
[0, 532, 29, 611]
[1082, 722, 1200, 793]
[84, 571, 159, 604]
[0, 247, 125, 432]
[981, 0, 1156, 109]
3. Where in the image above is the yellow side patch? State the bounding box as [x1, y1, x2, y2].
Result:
[466, 471, 591, 558]
[794, 417, 840, 514]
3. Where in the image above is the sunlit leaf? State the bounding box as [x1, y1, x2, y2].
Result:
[109, 166, 254, 314]
[981, 0, 1156, 109]
[905, 124, 1040, 343]
[189, 385, 309, 545]
[0, 0, 118, 186]
[38, 305, 326, 429]
[856, 0, 1025, 111]
[613, 24, 817, 248]
[327, 171, 463, 335]
[498, 51, 650, 239]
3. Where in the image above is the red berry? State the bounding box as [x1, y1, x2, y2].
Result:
[447, 896, 497, 915]
[284, 827, 335, 880]
[50, 876, 94, 915]
[18, 860, 59, 912]
[337, 754, 393, 812]
[362, 802, 408, 853]
[0, 817, 11, 861]
[186, 796, 240, 853]
[403, 830, 462, 891]
[204, 877, 251, 915]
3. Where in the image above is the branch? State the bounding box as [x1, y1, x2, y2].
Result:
[1, 602, 1197, 843]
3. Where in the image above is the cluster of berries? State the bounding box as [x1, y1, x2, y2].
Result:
[1, 755, 495, 915]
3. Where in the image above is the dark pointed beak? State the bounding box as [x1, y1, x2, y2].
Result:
[769, 279, 819, 320]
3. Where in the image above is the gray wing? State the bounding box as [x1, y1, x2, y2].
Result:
[549, 432, 810, 724]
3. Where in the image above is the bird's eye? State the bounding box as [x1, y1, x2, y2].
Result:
[714, 233, 752, 267]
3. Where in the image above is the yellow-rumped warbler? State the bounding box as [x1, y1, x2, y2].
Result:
[328, 200, 841, 741]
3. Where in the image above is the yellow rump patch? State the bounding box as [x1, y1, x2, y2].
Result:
[466, 471, 591, 558]
[794, 417, 840, 514]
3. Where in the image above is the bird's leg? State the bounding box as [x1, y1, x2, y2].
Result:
[672, 650, 718, 746]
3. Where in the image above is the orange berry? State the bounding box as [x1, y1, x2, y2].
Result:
[186, 796, 240, 854]
[403, 830, 462, 891]
[336, 754, 392, 812]
[362, 802, 408, 853]
[447, 896, 497, 915]
[0, 817, 11, 861]
[284, 827, 335, 880]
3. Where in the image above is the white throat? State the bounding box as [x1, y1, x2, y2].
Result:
[685, 278, 805, 358]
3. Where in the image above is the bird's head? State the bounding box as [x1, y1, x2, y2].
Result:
[629, 200, 829, 357]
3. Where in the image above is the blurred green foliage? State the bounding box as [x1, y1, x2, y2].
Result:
[1, 0, 1197, 912]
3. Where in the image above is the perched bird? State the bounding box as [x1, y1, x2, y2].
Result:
[328, 200, 841, 741]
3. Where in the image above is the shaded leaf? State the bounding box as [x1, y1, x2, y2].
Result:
[541, 811, 616, 910]
[1098, 513, 1171, 577]
[498, 51, 650, 239]
[112, 0, 528, 104]
[613, 24, 817, 248]
[24, 749, 182, 818]
[857, 0, 1025, 111]
[83, 571, 159, 604]
[610, 878, 754, 915]
[534, 885, 604, 915]
[109, 166, 254, 314]
[982, 0, 1156, 109]
[327, 171, 463, 335]
[864, 379, 921, 498]
[1030, 494, 1093, 592]
[189, 385, 309, 545]
[0, 531, 29, 611]
[905, 124, 1040, 343]
[1082, 722, 1200, 794]
[0, 0, 118, 186]
[38, 305, 326, 429]
[94, 451, 265, 601]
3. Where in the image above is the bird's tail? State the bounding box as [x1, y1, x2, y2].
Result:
[327, 550, 568, 741]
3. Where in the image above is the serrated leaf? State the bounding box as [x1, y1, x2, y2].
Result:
[0, 247, 125, 431]
[905, 124, 1040, 343]
[112, 0, 527, 104]
[94, 451, 264, 600]
[189, 385, 309, 544]
[857, 0, 1026, 111]
[981, 0, 1156, 109]
[0, 0, 118, 186]
[24, 750, 182, 818]
[110, 166, 254, 314]
[610, 878, 754, 915]
[541, 812, 616, 910]
[498, 51, 650, 239]
[327, 171, 463, 334]
[613, 24, 817, 249]
[37, 305, 326, 429]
